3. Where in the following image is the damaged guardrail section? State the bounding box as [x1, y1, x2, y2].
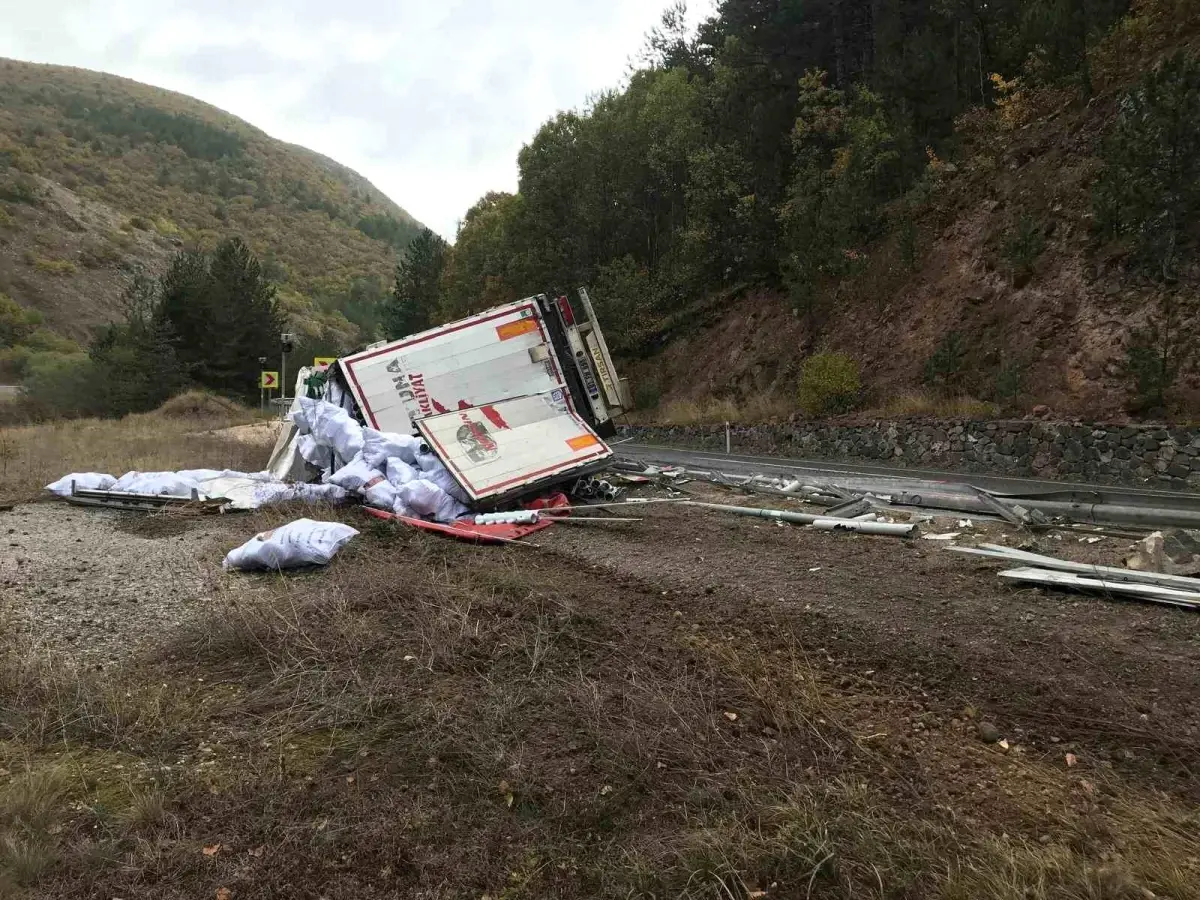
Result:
[622, 419, 1200, 490]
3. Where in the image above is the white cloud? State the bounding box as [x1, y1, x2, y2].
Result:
[0, 0, 716, 238]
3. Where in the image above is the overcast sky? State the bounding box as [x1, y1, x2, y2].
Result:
[0, 0, 714, 239]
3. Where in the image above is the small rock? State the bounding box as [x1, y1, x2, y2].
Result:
[977, 721, 1001, 744]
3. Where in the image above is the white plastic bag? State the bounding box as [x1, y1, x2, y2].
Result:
[297, 399, 364, 463]
[223, 519, 359, 571]
[360, 476, 400, 511]
[112, 471, 203, 497]
[420, 460, 470, 504]
[384, 457, 419, 489]
[297, 435, 333, 470]
[415, 450, 441, 473]
[291, 483, 350, 505]
[175, 469, 226, 483]
[398, 479, 469, 523]
[44, 472, 117, 498]
[363, 429, 420, 467]
[324, 455, 383, 493]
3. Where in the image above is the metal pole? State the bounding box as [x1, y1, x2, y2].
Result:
[683, 501, 822, 526]
[725, 421, 731, 455]
[281, 350, 287, 408]
[811, 519, 919, 537]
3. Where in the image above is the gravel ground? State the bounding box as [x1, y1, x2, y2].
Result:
[1, 502, 239, 666]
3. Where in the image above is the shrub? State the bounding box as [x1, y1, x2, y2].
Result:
[0, 346, 32, 381]
[1123, 291, 1196, 413]
[632, 379, 662, 411]
[0, 173, 40, 206]
[22, 329, 81, 354]
[78, 241, 122, 269]
[19, 352, 104, 419]
[1001, 213, 1045, 284]
[31, 258, 77, 277]
[0, 293, 42, 346]
[155, 390, 247, 420]
[923, 332, 968, 393]
[797, 351, 862, 417]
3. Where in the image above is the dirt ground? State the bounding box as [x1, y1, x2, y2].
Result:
[1, 482, 1198, 898]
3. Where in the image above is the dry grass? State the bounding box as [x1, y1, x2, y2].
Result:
[871, 390, 1002, 420]
[630, 394, 797, 425]
[628, 391, 1004, 425]
[154, 390, 249, 421]
[0, 512, 1194, 898]
[0, 397, 268, 503]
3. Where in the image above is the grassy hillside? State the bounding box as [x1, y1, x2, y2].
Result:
[0, 58, 424, 349]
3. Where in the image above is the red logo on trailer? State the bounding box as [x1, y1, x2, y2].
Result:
[456, 414, 499, 463]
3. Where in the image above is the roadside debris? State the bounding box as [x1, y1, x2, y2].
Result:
[624, 456, 1200, 530]
[223, 519, 359, 571]
[362, 507, 549, 547]
[998, 567, 1200, 610]
[680, 501, 918, 538]
[1125, 529, 1200, 577]
[948, 543, 1200, 610]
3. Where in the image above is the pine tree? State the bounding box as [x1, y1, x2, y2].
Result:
[156, 237, 282, 401]
[383, 228, 448, 339]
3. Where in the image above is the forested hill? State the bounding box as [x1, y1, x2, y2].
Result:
[0, 58, 425, 349]
[412, 0, 1200, 419]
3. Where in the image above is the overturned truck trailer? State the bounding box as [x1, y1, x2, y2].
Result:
[272, 289, 628, 511]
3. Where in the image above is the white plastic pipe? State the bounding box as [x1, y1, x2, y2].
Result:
[474, 511, 540, 526]
[811, 519, 919, 537]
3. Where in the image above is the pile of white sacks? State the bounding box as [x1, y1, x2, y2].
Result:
[291, 398, 469, 523]
[44, 468, 352, 511]
[45, 400, 471, 525]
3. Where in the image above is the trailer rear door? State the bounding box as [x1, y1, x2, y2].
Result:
[415, 391, 611, 502]
[339, 301, 567, 435]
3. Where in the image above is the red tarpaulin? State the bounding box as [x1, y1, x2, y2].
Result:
[362, 507, 553, 544]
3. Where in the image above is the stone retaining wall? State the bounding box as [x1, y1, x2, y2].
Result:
[621, 419, 1200, 490]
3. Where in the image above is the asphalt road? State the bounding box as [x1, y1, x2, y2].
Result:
[620, 442, 1200, 506]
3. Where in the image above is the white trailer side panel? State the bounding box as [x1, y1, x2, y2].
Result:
[416, 392, 611, 501]
[340, 302, 567, 435]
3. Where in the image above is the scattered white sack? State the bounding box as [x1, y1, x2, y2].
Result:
[363, 429, 420, 467]
[291, 404, 314, 435]
[415, 450, 441, 473]
[291, 483, 350, 505]
[360, 475, 400, 511]
[325, 455, 383, 492]
[385, 457, 419, 489]
[297, 434, 333, 470]
[411, 449, 469, 503]
[175, 469, 226, 483]
[398, 479, 469, 523]
[247, 482, 297, 507]
[44, 472, 116, 498]
[305, 400, 364, 464]
[223, 519, 359, 571]
[421, 461, 470, 504]
[112, 471, 203, 497]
